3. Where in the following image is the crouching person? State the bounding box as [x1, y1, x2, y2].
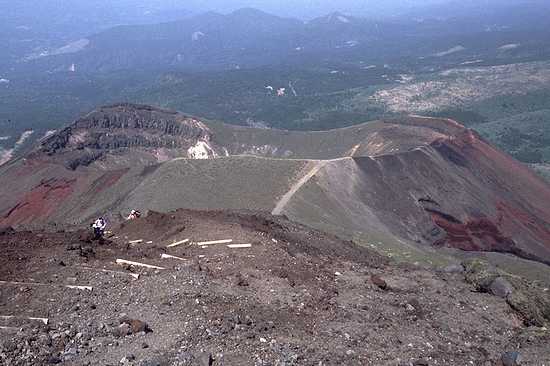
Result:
[91, 217, 107, 240]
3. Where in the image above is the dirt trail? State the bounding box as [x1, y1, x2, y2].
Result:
[271, 160, 325, 215]
[272, 158, 350, 215]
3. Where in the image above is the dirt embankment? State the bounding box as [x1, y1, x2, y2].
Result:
[1, 210, 549, 366]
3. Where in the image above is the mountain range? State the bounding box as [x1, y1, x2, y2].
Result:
[11, 2, 550, 75]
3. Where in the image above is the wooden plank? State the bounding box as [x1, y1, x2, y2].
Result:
[0, 326, 20, 331]
[116, 259, 165, 270]
[167, 238, 190, 248]
[0, 316, 48, 325]
[227, 244, 252, 249]
[196, 239, 233, 246]
[0, 280, 92, 291]
[65, 285, 93, 291]
[161, 254, 188, 261]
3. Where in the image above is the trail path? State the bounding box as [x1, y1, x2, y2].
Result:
[272, 157, 350, 215]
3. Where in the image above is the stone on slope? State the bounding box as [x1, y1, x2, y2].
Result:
[490, 277, 514, 298]
[501, 351, 522, 366]
[371, 274, 388, 290]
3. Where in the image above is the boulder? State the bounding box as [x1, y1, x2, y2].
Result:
[501, 351, 522, 366]
[371, 275, 388, 290]
[442, 264, 464, 274]
[128, 319, 150, 334]
[116, 315, 152, 336]
[463, 259, 550, 326]
[489, 277, 513, 298]
[463, 259, 499, 292]
[113, 323, 131, 338]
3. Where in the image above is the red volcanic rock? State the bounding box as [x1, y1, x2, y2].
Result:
[2, 178, 75, 227]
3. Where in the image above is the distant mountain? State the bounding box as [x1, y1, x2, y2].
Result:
[0, 0, 191, 70]
[18, 3, 550, 75]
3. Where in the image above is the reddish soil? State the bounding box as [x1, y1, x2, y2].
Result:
[1, 178, 75, 227]
[426, 128, 550, 263]
[429, 210, 517, 252]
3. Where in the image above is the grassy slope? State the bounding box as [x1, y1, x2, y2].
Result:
[208, 120, 383, 159]
[120, 156, 310, 215]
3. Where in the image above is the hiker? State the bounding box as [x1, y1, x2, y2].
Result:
[91, 217, 107, 239]
[127, 209, 141, 220]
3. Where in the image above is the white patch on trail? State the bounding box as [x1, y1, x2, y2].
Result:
[0, 136, 9, 141]
[25, 39, 89, 60]
[272, 155, 355, 215]
[0, 148, 10, 166]
[434, 45, 466, 57]
[187, 140, 218, 160]
[155, 148, 171, 162]
[0, 79, 9, 84]
[40, 130, 57, 141]
[16, 130, 34, 145]
[192, 31, 205, 42]
[499, 43, 520, 51]
[460, 59, 483, 65]
[54, 39, 90, 55]
[337, 15, 350, 23]
[272, 161, 328, 215]
[0, 130, 34, 166]
[69, 131, 88, 145]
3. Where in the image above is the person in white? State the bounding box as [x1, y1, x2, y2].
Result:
[92, 217, 106, 239]
[126, 210, 141, 220]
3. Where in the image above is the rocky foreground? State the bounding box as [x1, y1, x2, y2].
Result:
[1, 210, 549, 365]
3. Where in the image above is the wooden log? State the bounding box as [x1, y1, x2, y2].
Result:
[166, 238, 190, 248]
[227, 244, 252, 249]
[116, 259, 165, 270]
[161, 254, 188, 261]
[0, 326, 20, 331]
[0, 316, 48, 325]
[196, 239, 233, 246]
[65, 285, 93, 291]
[0, 280, 92, 291]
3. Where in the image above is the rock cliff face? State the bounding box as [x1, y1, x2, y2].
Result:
[36, 104, 220, 168]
